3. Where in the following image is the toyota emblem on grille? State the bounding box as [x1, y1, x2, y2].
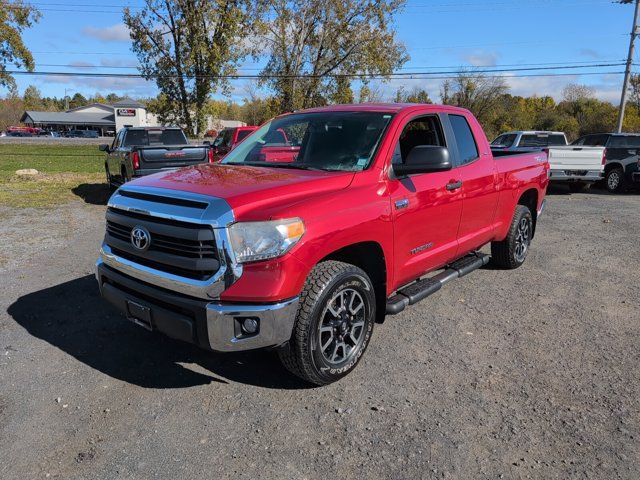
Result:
[130, 226, 150, 251]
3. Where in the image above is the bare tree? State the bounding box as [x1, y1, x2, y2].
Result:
[562, 83, 595, 103]
[124, 0, 255, 135]
[440, 73, 509, 124]
[259, 0, 408, 111]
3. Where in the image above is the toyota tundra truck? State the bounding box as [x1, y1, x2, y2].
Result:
[96, 104, 549, 385]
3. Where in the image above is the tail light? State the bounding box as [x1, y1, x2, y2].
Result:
[602, 148, 607, 165]
[208, 147, 215, 163]
[131, 151, 140, 170]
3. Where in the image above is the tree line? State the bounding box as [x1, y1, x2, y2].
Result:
[5, 75, 640, 141]
[3, 0, 640, 140]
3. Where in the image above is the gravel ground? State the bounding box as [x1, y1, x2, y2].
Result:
[0, 187, 638, 479]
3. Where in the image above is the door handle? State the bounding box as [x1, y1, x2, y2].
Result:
[446, 180, 463, 191]
[395, 198, 409, 210]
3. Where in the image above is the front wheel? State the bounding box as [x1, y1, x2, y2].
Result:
[105, 165, 116, 191]
[491, 205, 533, 269]
[278, 261, 376, 386]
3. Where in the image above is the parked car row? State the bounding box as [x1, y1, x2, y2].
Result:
[491, 130, 640, 193]
[1, 126, 99, 138]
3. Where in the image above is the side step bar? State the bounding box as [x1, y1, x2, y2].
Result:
[386, 252, 490, 315]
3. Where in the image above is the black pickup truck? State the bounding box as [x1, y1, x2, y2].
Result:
[571, 133, 640, 192]
[100, 127, 213, 189]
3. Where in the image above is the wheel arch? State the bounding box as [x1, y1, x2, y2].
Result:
[517, 188, 538, 238]
[320, 241, 388, 324]
[604, 162, 624, 174]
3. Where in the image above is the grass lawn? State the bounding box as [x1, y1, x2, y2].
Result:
[0, 144, 107, 208]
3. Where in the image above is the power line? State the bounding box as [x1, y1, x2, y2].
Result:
[32, 59, 627, 72]
[4, 63, 627, 80]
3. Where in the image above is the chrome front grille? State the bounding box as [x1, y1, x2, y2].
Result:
[104, 207, 219, 280]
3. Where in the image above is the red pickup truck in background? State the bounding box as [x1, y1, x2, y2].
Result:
[211, 126, 259, 161]
[96, 104, 549, 385]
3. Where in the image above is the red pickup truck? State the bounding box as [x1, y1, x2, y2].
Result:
[96, 104, 549, 385]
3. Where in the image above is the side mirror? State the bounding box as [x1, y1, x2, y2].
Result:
[98, 144, 110, 153]
[393, 146, 452, 176]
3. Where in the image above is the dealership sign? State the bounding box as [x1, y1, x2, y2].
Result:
[117, 108, 136, 117]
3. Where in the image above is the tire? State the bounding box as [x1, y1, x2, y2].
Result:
[491, 205, 533, 270]
[105, 165, 116, 191]
[120, 166, 130, 185]
[568, 182, 590, 193]
[278, 261, 376, 386]
[605, 167, 625, 193]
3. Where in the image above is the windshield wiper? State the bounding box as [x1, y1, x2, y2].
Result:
[226, 161, 328, 171]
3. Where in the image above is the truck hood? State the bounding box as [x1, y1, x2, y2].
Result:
[132, 163, 355, 219]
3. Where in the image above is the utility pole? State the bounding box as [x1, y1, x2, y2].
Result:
[617, 0, 640, 133]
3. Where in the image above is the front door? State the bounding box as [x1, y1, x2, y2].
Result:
[389, 115, 463, 289]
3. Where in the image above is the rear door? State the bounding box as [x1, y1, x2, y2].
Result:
[605, 135, 640, 166]
[389, 114, 463, 288]
[448, 113, 500, 253]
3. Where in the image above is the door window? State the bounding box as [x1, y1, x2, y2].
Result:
[449, 114, 479, 164]
[392, 116, 445, 165]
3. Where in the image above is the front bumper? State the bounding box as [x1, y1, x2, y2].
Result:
[96, 261, 299, 352]
[549, 169, 603, 182]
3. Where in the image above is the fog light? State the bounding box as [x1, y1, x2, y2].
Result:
[242, 318, 259, 334]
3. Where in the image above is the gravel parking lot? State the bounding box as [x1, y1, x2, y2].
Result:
[0, 187, 638, 479]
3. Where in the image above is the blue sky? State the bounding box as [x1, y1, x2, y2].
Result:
[7, 0, 638, 104]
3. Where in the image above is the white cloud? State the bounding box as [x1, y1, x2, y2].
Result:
[68, 61, 95, 69]
[504, 73, 624, 103]
[99, 58, 139, 68]
[462, 52, 499, 67]
[41, 74, 155, 97]
[82, 23, 131, 42]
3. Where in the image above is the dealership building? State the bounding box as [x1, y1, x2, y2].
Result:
[20, 98, 243, 136]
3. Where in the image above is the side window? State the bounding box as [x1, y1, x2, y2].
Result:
[584, 135, 607, 147]
[449, 114, 479, 164]
[112, 130, 123, 149]
[392, 116, 445, 165]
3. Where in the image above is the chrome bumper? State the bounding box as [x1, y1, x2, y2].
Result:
[549, 169, 603, 182]
[99, 244, 233, 300]
[206, 299, 299, 352]
[96, 259, 298, 352]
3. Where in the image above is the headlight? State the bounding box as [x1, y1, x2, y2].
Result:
[229, 218, 305, 263]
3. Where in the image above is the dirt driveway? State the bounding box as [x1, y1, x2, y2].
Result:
[1, 187, 638, 479]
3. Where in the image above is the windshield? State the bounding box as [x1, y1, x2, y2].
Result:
[222, 111, 394, 172]
[519, 134, 566, 147]
[491, 134, 517, 147]
[124, 129, 188, 147]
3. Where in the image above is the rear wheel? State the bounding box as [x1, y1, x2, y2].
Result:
[278, 261, 376, 386]
[605, 167, 624, 193]
[491, 205, 533, 269]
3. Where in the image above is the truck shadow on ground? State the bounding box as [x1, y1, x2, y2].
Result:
[72, 183, 112, 205]
[7, 275, 311, 390]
